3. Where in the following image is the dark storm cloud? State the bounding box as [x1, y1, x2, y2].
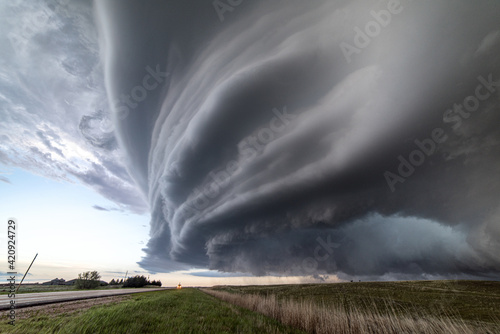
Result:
[189, 271, 253, 278]
[97, 0, 500, 278]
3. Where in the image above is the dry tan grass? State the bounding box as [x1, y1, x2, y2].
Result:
[202, 289, 495, 334]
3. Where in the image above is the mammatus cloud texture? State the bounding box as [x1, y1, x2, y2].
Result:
[98, 0, 498, 279]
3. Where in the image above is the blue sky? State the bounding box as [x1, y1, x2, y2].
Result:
[0, 166, 150, 282]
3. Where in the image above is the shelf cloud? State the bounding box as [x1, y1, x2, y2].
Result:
[95, 0, 499, 279]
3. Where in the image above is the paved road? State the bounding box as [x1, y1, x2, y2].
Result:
[0, 288, 167, 310]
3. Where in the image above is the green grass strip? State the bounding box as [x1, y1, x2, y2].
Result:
[1, 288, 305, 334]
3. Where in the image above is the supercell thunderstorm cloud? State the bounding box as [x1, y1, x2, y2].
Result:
[94, 0, 500, 279]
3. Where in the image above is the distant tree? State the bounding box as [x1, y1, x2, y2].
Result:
[109, 279, 116, 285]
[119, 279, 123, 284]
[123, 275, 148, 288]
[75, 271, 101, 289]
[149, 280, 161, 287]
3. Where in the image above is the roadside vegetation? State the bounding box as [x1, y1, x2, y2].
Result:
[75, 271, 101, 289]
[0, 289, 304, 334]
[212, 280, 500, 324]
[206, 280, 500, 334]
[0, 284, 126, 295]
[203, 289, 483, 333]
[0, 272, 162, 294]
[121, 275, 162, 288]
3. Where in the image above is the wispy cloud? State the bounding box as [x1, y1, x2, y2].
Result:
[0, 0, 147, 214]
[0, 175, 11, 184]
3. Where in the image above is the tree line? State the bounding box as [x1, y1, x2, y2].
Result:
[75, 271, 161, 289]
[110, 275, 162, 288]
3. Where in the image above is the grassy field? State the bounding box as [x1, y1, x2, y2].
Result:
[208, 280, 500, 333]
[0, 284, 76, 294]
[0, 284, 160, 294]
[0, 289, 304, 334]
[212, 280, 500, 324]
[2, 281, 499, 333]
